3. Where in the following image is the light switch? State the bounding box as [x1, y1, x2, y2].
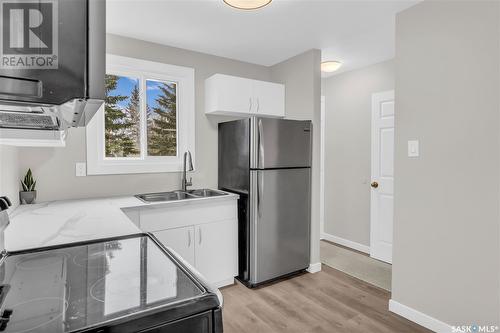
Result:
[408, 140, 419, 157]
[75, 162, 87, 177]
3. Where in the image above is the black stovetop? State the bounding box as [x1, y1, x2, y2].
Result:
[0, 234, 220, 332]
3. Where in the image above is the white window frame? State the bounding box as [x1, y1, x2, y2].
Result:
[86, 54, 195, 175]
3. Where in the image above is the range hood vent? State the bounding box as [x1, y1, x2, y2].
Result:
[0, 111, 59, 130]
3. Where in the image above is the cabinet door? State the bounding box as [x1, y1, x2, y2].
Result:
[194, 220, 238, 287]
[206, 74, 253, 115]
[153, 227, 195, 266]
[253, 80, 285, 117]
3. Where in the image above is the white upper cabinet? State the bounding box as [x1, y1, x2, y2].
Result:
[253, 79, 285, 117]
[206, 74, 254, 115]
[205, 74, 285, 118]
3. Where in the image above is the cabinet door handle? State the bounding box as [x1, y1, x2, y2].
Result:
[198, 227, 202, 245]
[257, 98, 260, 112]
[249, 98, 252, 111]
[188, 229, 191, 247]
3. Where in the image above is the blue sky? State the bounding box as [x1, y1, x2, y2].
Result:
[109, 76, 174, 113]
[111, 76, 137, 109]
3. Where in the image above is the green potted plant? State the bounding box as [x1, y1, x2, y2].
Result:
[20, 169, 37, 204]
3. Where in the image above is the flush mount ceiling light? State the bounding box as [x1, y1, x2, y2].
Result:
[223, 0, 272, 10]
[321, 61, 342, 73]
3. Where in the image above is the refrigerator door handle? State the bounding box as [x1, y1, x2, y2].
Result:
[259, 172, 264, 218]
[257, 171, 263, 218]
[258, 119, 264, 169]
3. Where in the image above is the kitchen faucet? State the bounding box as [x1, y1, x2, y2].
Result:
[182, 151, 194, 191]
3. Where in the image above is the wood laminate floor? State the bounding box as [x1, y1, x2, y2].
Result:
[320, 240, 392, 291]
[221, 265, 430, 333]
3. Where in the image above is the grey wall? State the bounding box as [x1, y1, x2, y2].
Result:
[0, 146, 20, 209]
[393, 0, 499, 326]
[14, 36, 323, 267]
[270, 49, 322, 265]
[17, 34, 271, 202]
[321, 60, 394, 246]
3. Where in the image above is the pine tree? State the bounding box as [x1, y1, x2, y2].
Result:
[104, 75, 140, 157]
[147, 82, 177, 156]
[124, 84, 141, 153]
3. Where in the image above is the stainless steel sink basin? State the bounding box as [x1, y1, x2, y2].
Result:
[135, 189, 228, 203]
[187, 189, 228, 197]
[136, 191, 197, 203]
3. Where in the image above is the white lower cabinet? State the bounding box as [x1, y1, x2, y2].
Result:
[138, 198, 238, 288]
[153, 226, 195, 267]
[194, 220, 238, 287]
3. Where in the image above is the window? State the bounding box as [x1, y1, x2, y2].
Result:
[86, 55, 195, 175]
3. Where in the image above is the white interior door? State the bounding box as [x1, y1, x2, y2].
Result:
[370, 90, 395, 264]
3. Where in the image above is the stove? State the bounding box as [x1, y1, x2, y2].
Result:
[0, 234, 223, 333]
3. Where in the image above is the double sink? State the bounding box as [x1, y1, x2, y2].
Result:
[136, 189, 228, 203]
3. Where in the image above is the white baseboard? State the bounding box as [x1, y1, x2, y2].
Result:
[321, 232, 370, 254]
[389, 299, 452, 333]
[307, 262, 322, 273]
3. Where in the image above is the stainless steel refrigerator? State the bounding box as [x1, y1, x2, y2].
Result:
[218, 117, 312, 287]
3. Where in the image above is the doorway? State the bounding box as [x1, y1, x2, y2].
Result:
[319, 86, 394, 291]
[370, 90, 395, 264]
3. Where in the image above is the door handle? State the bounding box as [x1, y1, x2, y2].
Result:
[257, 119, 264, 168]
[188, 229, 191, 247]
[249, 98, 252, 111]
[257, 98, 260, 112]
[198, 227, 202, 245]
[257, 172, 263, 218]
[371, 181, 379, 189]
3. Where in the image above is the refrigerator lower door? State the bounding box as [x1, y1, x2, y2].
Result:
[249, 168, 311, 285]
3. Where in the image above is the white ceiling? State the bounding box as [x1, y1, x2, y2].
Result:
[107, 0, 419, 76]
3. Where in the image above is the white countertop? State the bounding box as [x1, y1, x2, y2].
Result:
[5, 191, 238, 252]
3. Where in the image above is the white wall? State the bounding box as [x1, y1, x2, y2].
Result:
[321, 60, 394, 246]
[393, 0, 499, 327]
[16, 34, 271, 202]
[0, 146, 20, 209]
[270, 49, 322, 267]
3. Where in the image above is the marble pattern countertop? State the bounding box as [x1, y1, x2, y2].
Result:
[5, 191, 238, 252]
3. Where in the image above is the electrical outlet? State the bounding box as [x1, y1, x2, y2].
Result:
[75, 162, 87, 177]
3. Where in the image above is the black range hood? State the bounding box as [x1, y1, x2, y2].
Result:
[0, 0, 105, 136]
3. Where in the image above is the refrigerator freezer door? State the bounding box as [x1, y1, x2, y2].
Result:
[251, 118, 312, 169]
[249, 168, 311, 284]
[218, 119, 251, 193]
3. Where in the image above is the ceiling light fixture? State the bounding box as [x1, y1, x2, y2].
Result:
[321, 61, 342, 73]
[223, 0, 272, 10]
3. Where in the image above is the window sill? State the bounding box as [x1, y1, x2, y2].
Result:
[86, 160, 186, 175]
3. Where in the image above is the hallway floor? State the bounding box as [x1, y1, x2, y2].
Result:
[320, 240, 392, 291]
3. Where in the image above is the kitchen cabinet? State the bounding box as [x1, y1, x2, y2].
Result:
[194, 220, 238, 287]
[253, 80, 285, 117]
[154, 226, 195, 266]
[138, 198, 238, 288]
[205, 74, 285, 118]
